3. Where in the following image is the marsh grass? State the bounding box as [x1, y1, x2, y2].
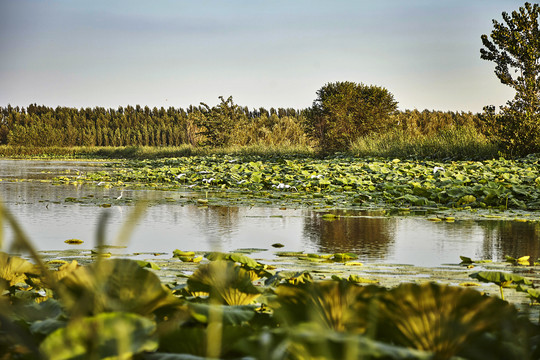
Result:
[0, 144, 316, 160]
[0, 125, 501, 161]
[350, 126, 500, 160]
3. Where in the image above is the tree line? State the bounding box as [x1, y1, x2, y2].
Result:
[0, 98, 483, 150]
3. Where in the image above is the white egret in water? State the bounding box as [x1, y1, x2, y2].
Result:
[433, 166, 445, 174]
[116, 190, 124, 200]
[272, 183, 298, 191]
[202, 178, 215, 183]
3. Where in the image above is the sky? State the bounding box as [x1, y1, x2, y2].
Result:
[0, 0, 521, 112]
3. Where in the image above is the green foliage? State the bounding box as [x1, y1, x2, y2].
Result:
[480, 2, 540, 155]
[306, 81, 398, 150]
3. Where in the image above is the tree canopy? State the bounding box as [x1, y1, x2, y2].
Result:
[480, 2, 540, 154]
[307, 81, 398, 150]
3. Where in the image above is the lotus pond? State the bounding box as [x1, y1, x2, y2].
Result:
[2, 157, 540, 359]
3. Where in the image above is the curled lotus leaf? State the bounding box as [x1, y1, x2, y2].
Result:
[505, 255, 530, 266]
[187, 260, 260, 305]
[0, 252, 40, 286]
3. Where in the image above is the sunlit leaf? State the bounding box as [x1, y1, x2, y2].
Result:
[0, 252, 39, 286]
[60, 259, 182, 316]
[187, 260, 260, 305]
[40, 312, 157, 359]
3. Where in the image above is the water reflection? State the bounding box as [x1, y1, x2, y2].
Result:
[303, 210, 396, 259]
[478, 220, 540, 261]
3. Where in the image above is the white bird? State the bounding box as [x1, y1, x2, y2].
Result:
[175, 173, 186, 179]
[97, 181, 106, 186]
[310, 174, 324, 179]
[202, 178, 215, 183]
[433, 166, 445, 174]
[272, 183, 298, 191]
[237, 180, 247, 184]
[116, 190, 124, 200]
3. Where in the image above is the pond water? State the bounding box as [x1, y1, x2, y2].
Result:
[1, 159, 539, 267]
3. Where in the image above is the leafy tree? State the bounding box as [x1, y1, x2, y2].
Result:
[480, 2, 540, 155]
[195, 96, 243, 147]
[307, 81, 398, 150]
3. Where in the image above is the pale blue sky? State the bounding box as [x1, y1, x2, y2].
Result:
[0, 0, 519, 112]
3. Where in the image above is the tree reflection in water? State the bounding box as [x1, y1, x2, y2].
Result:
[479, 220, 540, 261]
[302, 210, 397, 259]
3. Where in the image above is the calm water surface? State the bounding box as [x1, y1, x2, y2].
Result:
[1, 159, 539, 267]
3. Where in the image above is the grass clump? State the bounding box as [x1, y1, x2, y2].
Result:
[350, 126, 499, 160]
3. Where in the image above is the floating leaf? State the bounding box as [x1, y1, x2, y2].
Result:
[348, 274, 378, 284]
[173, 250, 195, 257]
[64, 239, 84, 245]
[505, 255, 530, 266]
[136, 260, 161, 270]
[332, 253, 358, 262]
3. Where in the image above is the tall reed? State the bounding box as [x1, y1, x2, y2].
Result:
[350, 126, 499, 160]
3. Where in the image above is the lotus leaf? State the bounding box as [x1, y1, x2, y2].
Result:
[332, 253, 358, 261]
[378, 282, 523, 359]
[237, 326, 434, 360]
[39, 312, 158, 359]
[0, 252, 39, 287]
[158, 325, 250, 358]
[264, 270, 313, 287]
[188, 303, 255, 325]
[173, 250, 196, 257]
[470, 271, 532, 299]
[60, 259, 181, 316]
[136, 260, 161, 270]
[273, 280, 384, 334]
[347, 274, 378, 284]
[205, 252, 261, 269]
[187, 260, 260, 305]
[64, 239, 83, 244]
